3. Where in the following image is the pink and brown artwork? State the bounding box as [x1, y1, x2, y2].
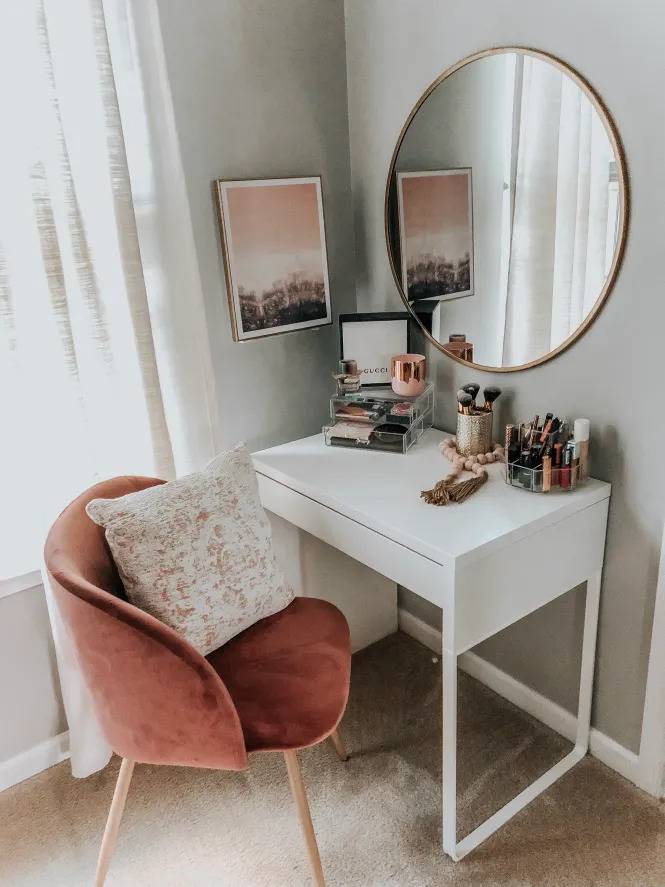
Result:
[215, 177, 332, 341]
[397, 169, 474, 302]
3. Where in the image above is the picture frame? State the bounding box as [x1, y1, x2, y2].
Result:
[215, 176, 332, 341]
[396, 168, 474, 302]
[339, 312, 411, 387]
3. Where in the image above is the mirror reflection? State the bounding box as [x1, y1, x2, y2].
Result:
[387, 50, 624, 369]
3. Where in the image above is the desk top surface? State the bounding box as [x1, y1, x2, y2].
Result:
[252, 430, 611, 568]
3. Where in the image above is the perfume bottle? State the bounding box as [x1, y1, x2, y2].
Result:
[333, 358, 362, 394]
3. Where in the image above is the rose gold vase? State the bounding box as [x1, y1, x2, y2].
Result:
[390, 353, 427, 397]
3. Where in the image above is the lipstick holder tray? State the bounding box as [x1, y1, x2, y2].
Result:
[505, 426, 583, 493]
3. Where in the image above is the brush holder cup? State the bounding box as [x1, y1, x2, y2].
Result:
[456, 410, 493, 456]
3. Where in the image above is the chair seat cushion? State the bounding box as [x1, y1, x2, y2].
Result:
[207, 597, 350, 752]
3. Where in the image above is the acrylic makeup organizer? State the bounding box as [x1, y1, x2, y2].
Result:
[323, 383, 433, 454]
[505, 460, 574, 493]
[505, 423, 584, 493]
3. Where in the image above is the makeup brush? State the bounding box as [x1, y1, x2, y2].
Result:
[482, 386, 502, 411]
[462, 383, 480, 407]
[457, 392, 473, 415]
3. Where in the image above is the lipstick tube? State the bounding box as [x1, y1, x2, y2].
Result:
[567, 440, 580, 490]
[552, 442, 563, 487]
[561, 444, 572, 490]
[505, 424, 516, 457]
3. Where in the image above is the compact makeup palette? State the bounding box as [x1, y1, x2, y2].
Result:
[505, 415, 590, 493]
[324, 383, 433, 453]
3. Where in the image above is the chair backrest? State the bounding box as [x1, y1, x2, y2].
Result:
[44, 477, 248, 771]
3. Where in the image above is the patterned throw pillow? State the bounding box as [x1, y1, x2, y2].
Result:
[86, 445, 293, 655]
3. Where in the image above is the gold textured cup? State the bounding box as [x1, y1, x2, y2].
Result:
[456, 411, 493, 456]
[390, 353, 426, 396]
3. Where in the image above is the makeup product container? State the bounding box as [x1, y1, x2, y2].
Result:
[456, 410, 493, 457]
[505, 418, 583, 493]
[574, 418, 590, 481]
[334, 374, 362, 395]
[390, 354, 427, 397]
[333, 358, 362, 395]
[339, 358, 358, 376]
[324, 383, 433, 453]
[443, 334, 474, 363]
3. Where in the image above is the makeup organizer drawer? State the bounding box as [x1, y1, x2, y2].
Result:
[323, 383, 433, 454]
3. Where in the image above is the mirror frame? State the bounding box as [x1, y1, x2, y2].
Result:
[384, 46, 629, 373]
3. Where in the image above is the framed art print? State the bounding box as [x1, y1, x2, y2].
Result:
[396, 168, 474, 302]
[215, 176, 332, 341]
[339, 312, 410, 387]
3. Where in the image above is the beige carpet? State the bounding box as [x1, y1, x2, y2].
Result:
[2, 632, 664, 886]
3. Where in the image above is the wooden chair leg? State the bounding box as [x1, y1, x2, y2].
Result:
[283, 750, 325, 887]
[329, 728, 348, 762]
[95, 757, 135, 887]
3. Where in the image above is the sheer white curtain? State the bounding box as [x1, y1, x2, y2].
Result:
[502, 57, 614, 366]
[1, 0, 219, 775]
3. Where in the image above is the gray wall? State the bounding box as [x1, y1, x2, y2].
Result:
[344, 0, 665, 752]
[155, 0, 356, 452]
[1, 0, 355, 768]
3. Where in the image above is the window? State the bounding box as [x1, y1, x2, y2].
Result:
[0, 0, 171, 580]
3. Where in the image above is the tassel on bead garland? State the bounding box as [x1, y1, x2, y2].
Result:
[420, 437, 504, 506]
[421, 470, 488, 506]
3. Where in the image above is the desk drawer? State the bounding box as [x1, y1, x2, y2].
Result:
[257, 473, 451, 608]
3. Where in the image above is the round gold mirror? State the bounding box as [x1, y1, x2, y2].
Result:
[385, 47, 628, 372]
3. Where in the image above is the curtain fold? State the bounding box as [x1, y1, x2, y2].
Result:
[104, 0, 222, 473]
[502, 57, 614, 366]
[1, 0, 219, 775]
[43, 563, 113, 777]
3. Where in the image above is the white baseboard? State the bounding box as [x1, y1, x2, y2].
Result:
[0, 731, 70, 792]
[398, 608, 639, 786]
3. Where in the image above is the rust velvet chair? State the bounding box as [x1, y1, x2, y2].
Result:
[44, 477, 351, 887]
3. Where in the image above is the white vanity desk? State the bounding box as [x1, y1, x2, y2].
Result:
[252, 429, 610, 860]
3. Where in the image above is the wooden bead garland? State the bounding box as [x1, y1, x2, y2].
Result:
[440, 436, 505, 470]
[420, 437, 505, 506]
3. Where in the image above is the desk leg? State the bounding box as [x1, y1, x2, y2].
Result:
[446, 570, 602, 861]
[576, 570, 602, 753]
[442, 643, 458, 859]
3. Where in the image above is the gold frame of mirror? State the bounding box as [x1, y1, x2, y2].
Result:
[384, 46, 629, 373]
